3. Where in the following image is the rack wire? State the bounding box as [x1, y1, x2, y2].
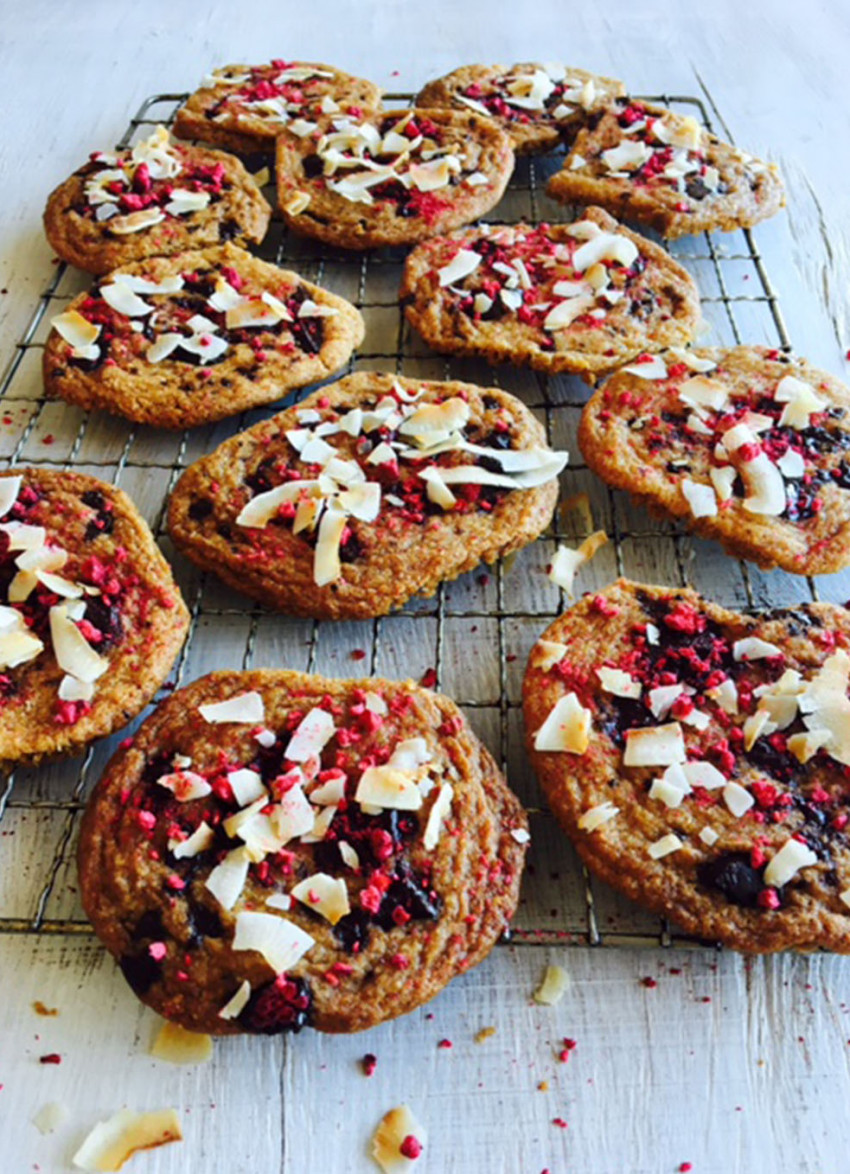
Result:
[0, 88, 828, 952]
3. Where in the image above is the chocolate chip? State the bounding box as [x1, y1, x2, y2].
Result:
[697, 852, 764, 907]
[188, 498, 214, 521]
[119, 951, 161, 996]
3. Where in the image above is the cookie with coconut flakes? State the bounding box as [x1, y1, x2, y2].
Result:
[275, 107, 513, 250]
[167, 372, 566, 619]
[43, 126, 270, 275]
[416, 62, 625, 155]
[523, 578, 850, 953]
[173, 59, 383, 156]
[42, 244, 364, 430]
[547, 98, 784, 239]
[78, 669, 528, 1034]
[579, 346, 850, 575]
[0, 468, 188, 771]
[400, 207, 700, 381]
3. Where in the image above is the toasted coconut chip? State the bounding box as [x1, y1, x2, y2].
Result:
[649, 775, 690, 809]
[682, 760, 727, 790]
[400, 397, 471, 438]
[150, 1020, 213, 1065]
[533, 963, 569, 1005]
[71, 1108, 182, 1172]
[423, 783, 453, 850]
[286, 706, 336, 761]
[774, 374, 826, 429]
[647, 832, 684, 860]
[787, 729, 831, 764]
[548, 530, 608, 595]
[623, 722, 686, 767]
[99, 282, 152, 318]
[0, 475, 22, 519]
[338, 481, 381, 522]
[387, 737, 432, 771]
[33, 1100, 69, 1135]
[739, 452, 786, 515]
[709, 465, 736, 502]
[205, 847, 250, 910]
[0, 625, 44, 669]
[313, 504, 347, 587]
[648, 684, 683, 720]
[300, 803, 337, 844]
[108, 208, 167, 235]
[199, 691, 265, 724]
[218, 979, 251, 1021]
[621, 354, 668, 380]
[733, 637, 782, 662]
[573, 230, 638, 271]
[544, 294, 595, 331]
[577, 800, 619, 832]
[146, 333, 183, 363]
[372, 1105, 427, 1174]
[763, 838, 818, 889]
[309, 773, 346, 805]
[164, 189, 211, 216]
[668, 347, 717, 373]
[355, 765, 423, 811]
[49, 604, 108, 682]
[681, 478, 718, 518]
[530, 639, 568, 672]
[290, 873, 351, 925]
[420, 466, 457, 509]
[723, 781, 755, 817]
[534, 692, 592, 754]
[227, 767, 266, 806]
[601, 139, 653, 172]
[169, 820, 214, 860]
[338, 840, 360, 869]
[58, 674, 95, 702]
[156, 770, 212, 802]
[232, 910, 315, 973]
[236, 481, 321, 529]
[597, 666, 641, 699]
[52, 310, 101, 351]
[270, 783, 316, 842]
[222, 795, 268, 839]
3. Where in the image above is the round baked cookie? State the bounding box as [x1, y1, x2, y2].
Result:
[416, 62, 625, 154]
[173, 60, 383, 156]
[44, 126, 270, 275]
[275, 107, 514, 250]
[42, 244, 365, 429]
[547, 98, 785, 239]
[167, 372, 567, 619]
[400, 207, 701, 381]
[579, 345, 850, 576]
[78, 670, 528, 1034]
[523, 579, 850, 953]
[0, 468, 189, 770]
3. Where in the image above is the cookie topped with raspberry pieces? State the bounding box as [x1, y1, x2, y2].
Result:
[275, 107, 513, 250]
[579, 346, 850, 576]
[416, 62, 625, 154]
[0, 468, 188, 770]
[523, 579, 850, 953]
[78, 669, 528, 1034]
[44, 126, 270, 275]
[547, 99, 784, 239]
[42, 244, 364, 429]
[167, 372, 566, 619]
[173, 60, 383, 156]
[400, 207, 700, 380]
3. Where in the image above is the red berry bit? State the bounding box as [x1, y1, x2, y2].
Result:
[39, 1053, 62, 1065]
[241, 974, 312, 1034]
[361, 1053, 377, 1077]
[400, 1135, 423, 1160]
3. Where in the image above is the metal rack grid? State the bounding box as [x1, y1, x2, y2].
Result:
[0, 87, 827, 953]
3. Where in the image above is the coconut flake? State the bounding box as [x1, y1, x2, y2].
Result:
[227, 767, 266, 806]
[534, 692, 592, 754]
[436, 249, 482, 288]
[423, 783, 453, 850]
[648, 833, 684, 860]
[205, 847, 250, 910]
[51, 310, 101, 352]
[270, 783, 316, 843]
[156, 770, 212, 802]
[372, 1105, 427, 1174]
[682, 760, 727, 790]
[199, 691, 265, 724]
[597, 666, 641, 699]
[623, 723, 686, 767]
[290, 873, 350, 925]
[710, 465, 737, 502]
[648, 684, 684, 720]
[218, 979, 251, 1021]
[573, 231, 638, 271]
[49, 604, 108, 683]
[547, 531, 607, 594]
[71, 1108, 182, 1171]
[32, 1101, 68, 1135]
[577, 800, 619, 832]
[286, 706, 336, 761]
[723, 781, 755, 817]
[355, 765, 423, 811]
[763, 838, 819, 889]
[774, 374, 826, 429]
[530, 639, 568, 672]
[621, 354, 668, 380]
[232, 911, 315, 973]
[108, 207, 167, 234]
[740, 452, 786, 515]
[733, 637, 781, 662]
[169, 820, 214, 860]
[99, 281, 153, 318]
[150, 1020, 213, 1065]
[681, 478, 718, 518]
[533, 963, 569, 1005]
[0, 625, 44, 670]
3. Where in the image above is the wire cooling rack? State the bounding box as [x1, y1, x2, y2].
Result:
[0, 87, 837, 952]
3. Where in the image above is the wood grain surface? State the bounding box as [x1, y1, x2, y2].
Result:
[1, 3, 849, 1172]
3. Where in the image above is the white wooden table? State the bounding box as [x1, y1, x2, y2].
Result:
[2, 4, 850, 1172]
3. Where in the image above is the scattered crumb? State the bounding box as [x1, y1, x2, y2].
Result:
[538, 1080, 549, 1092]
[38, 1054, 61, 1065]
[362, 1053, 377, 1077]
[437, 1038, 452, 1050]
[474, 1026, 496, 1044]
[533, 964, 569, 1005]
[552, 1117, 568, 1129]
[641, 976, 658, 989]
[32, 1002, 59, 1017]
[150, 1020, 213, 1065]
[32, 1101, 68, 1135]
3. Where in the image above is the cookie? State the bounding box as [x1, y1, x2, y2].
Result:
[44, 126, 270, 275]
[0, 468, 189, 770]
[400, 207, 701, 380]
[275, 107, 513, 250]
[78, 669, 528, 1034]
[416, 62, 625, 154]
[579, 345, 850, 575]
[167, 372, 566, 619]
[523, 578, 850, 953]
[42, 243, 364, 430]
[173, 60, 383, 156]
[547, 99, 785, 239]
